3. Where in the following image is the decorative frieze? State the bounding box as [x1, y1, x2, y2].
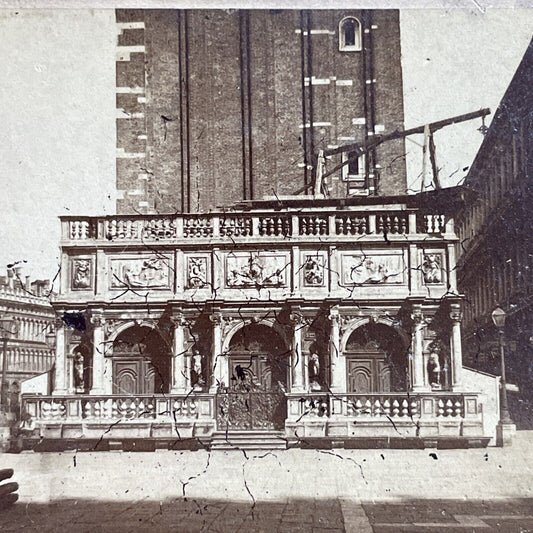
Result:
[225, 253, 288, 288]
[340, 252, 405, 285]
[110, 256, 171, 289]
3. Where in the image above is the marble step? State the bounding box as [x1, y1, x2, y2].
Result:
[210, 430, 288, 450]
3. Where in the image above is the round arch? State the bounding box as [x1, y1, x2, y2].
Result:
[221, 318, 289, 354]
[111, 324, 171, 394]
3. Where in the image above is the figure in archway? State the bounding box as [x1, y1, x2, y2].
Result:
[308, 344, 321, 391]
[192, 349, 205, 390]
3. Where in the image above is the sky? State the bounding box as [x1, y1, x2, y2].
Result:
[0, 7, 532, 281]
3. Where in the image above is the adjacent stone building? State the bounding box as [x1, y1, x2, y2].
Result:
[456, 38, 533, 427]
[21, 9, 501, 450]
[0, 268, 55, 406]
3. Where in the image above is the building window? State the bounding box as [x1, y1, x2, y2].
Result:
[342, 150, 366, 185]
[339, 17, 362, 52]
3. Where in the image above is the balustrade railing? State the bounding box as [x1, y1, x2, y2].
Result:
[22, 394, 213, 422]
[62, 209, 450, 243]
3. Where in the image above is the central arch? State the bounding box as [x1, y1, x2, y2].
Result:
[227, 323, 289, 391]
[112, 325, 170, 394]
[217, 322, 289, 431]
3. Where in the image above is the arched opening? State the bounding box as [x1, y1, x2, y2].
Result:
[345, 322, 409, 393]
[339, 17, 362, 52]
[112, 326, 170, 394]
[218, 323, 289, 431]
[227, 323, 289, 391]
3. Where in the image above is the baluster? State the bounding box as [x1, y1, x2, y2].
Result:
[410, 400, 418, 416]
[383, 399, 391, 416]
[94, 400, 101, 419]
[400, 216, 407, 234]
[445, 399, 453, 416]
[392, 399, 400, 416]
[401, 399, 409, 416]
[392, 216, 399, 234]
[354, 399, 362, 416]
[374, 399, 382, 417]
[437, 399, 445, 416]
[364, 399, 372, 416]
[454, 400, 462, 417]
[377, 215, 384, 233]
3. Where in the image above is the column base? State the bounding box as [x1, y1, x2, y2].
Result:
[411, 385, 431, 392]
[89, 388, 105, 395]
[52, 389, 68, 396]
[496, 421, 516, 447]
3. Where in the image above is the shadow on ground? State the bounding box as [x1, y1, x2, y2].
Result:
[2, 497, 533, 532]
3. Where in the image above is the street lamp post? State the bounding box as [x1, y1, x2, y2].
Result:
[0, 316, 17, 409]
[491, 306, 516, 445]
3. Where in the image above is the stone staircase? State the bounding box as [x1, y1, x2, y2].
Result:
[210, 430, 288, 450]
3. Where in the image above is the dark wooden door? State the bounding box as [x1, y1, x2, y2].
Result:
[113, 358, 158, 394]
[346, 352, 391, 393]
[228, 353, 281, 390]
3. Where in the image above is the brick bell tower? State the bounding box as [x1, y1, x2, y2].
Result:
[115, 9, 407, 214]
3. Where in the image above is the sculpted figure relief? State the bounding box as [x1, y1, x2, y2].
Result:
[72, 259, 91, 289]
[304, 256, 324, 286]
[422, 253, 443, 284]
[192, 349, 205, 389]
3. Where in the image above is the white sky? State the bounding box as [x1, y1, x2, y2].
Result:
[0, 8, 532, 281]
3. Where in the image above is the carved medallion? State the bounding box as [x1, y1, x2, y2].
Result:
[110, 256, 171, 289]
[71, 258, 92, 290]
[187, 256, 207, 288]
[303, 255, 324, 286]
[422, 253, 443, 284]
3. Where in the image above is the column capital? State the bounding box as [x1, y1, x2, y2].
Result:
[410, 309, 425, 327]
[90, 314, 105, 328]
[449, 305, 463, 323]
[170, 313, 188, 328]
[328, 307, 341, 325]
[210, 312, 225, 326]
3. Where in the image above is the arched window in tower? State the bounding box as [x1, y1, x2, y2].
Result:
[339, 17, 362, 52]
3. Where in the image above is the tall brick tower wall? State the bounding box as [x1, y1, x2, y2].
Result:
[115, 9, 406, 214]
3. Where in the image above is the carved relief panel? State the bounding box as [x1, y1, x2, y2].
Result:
[225, 252, 290, 288]
[185, 255, 209, 289]
[340, 250, 406, 286]
[71, 257, 94, 290]
[300, 251, 327, 287]
[109, 255, 172, 289]
[420, 250, 446, 285]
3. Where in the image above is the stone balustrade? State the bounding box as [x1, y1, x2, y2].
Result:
[61, 209, 452, 245]
[287, 392, 480, 421]
[22, 394, 214, 422]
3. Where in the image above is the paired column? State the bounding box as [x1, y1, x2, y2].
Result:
[450, 304, 463, 389]
[90, 315, 105, 395]
[411, 309, 427, 391]
[328, 308, 345, 392]
[290, 311, 306, 392]
[52, 319, 67, 395]
[171, 314, 190, 394]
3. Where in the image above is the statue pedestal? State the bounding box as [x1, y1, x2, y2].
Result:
[496, 421, 516, 447]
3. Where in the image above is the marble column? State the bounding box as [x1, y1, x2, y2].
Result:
[171, 314, 189, 394]
[290, 311, 306, 392]
[52, 320, 67, 395]
[328, 308, 345, 392]
[90, 315, 105, 395]
[411, 309, 427, 391]
[450, 304, 463, 389]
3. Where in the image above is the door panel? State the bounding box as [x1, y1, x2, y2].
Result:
[346, 353, 392, 393]
[114, 360, 141, 394]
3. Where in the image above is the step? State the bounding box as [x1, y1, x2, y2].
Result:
[211, 430, 288, 450]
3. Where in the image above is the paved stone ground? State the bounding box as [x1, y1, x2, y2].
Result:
[1, 431, 532, 532]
